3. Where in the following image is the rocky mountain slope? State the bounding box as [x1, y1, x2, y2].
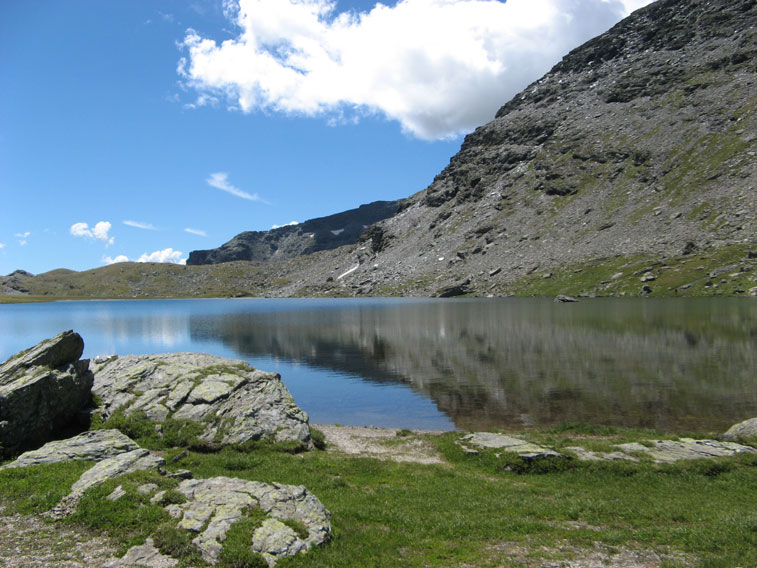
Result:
[281, 0, 755, 298]
[187, 200, 399, 265]
[3, 0, 755, 300]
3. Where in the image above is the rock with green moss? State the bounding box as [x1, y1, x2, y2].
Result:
[0, 330, 94, 458]
[0, 429, 139, 470]
[723, 417, 757, 443]
[48, 447, 166, 520]
[91, 353, 311, 449]
[165, 476, 330, 565]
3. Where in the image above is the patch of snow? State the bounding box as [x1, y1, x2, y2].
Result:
[337, 264, 359, 280]
[331, 229, 345, 236]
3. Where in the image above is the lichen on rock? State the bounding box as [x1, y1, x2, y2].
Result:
[166, 476, 331, 566]
[91, 353, 312, 449]
[0, 429, 139, 470]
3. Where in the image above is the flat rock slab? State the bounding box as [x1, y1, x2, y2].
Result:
[0, 331, 94, 458]
[0, 429, 139, 470]
[92, 353, 311, 448]
[563, 446, 639, 462]
[48, 448, 166, 520]
[458, 433, 563, 458]
[317, 425, 444, 464]
[70, 448, 165, 496]
[166, 476, 331, 566]
[614, 438, 757, 464]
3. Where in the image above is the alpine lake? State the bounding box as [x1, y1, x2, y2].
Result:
[1, 297, 755, 434]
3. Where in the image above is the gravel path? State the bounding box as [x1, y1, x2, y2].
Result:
[0, 503, 117, 567]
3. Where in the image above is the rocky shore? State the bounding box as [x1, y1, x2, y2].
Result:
[1, 332, 756, 567]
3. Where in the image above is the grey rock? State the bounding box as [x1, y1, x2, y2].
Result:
[47, 448, 166, 520]
[107, 485, 126, 501]
[168, 476, 331, 565]
[554, 294, 578, 303]
[0, 429, 139, 470]
[457, 432, 563, 459]
[103, 538, 178, 568]
[564, 446, 638, 462]
[0, 331, 94, 457]
[70, 448, 165, 496]
[614, 438, 756, 464]
[137, 483, 160, 495]
[92, 353, 311, 449]
[723, 417, 757, 442]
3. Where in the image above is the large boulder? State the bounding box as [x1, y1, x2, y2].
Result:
[723, 417, 757, 443]
[91, 353, 312, 448]
[0, 330, 94, 458]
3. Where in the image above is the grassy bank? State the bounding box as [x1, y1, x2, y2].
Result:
[1, 424, 756, 567]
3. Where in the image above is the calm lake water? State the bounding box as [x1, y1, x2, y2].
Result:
[1, 298, 755, 432]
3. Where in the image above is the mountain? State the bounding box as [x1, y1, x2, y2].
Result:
[3, 0, 756, 301]
[187, 200, 400, 265]
[284, 0, 755, 298]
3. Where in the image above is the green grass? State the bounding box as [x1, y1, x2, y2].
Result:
[507, 243, 756, 298]
[1, 427, 756, 567]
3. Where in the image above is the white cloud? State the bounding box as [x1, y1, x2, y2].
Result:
[271, 221, 299, 229]
[185, 227, 208, 236]
[124, 220, 157, 230]
[137, 248, 187, 264]
[70, 221, 114, 246]
[207, 172, 269, 203]
[103, 255, 130, 265]
[0, 243, 6, 249]
[179, 0, 654, 140]
[14, 231, 30, 246]
[102, 248, 187, 265]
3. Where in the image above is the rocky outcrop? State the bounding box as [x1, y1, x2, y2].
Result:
[166, 476, 331, 566]
[461, 432, 757, 464]
[611, 438, 757, 464]
[187, 200, 400, 265]
[0, 331, 94, 458]
[266, 0, 756, 299]
[0, 429, 139, 470]
[67, 448, 165, 499]
[92, 353, 312, 448]
[723, 417, 757, 443]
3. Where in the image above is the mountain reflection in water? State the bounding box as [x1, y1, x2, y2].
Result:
[187, 298, 757, 432]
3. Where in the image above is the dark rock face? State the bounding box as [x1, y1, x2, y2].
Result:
[187, 200, 400, 265]
[0, 331, 94, 457]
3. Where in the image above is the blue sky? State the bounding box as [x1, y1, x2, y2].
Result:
[0, 0, 651, 275]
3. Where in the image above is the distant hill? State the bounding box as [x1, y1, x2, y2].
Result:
[187, 200, 400, 265]
[3, 0, 756, 301]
